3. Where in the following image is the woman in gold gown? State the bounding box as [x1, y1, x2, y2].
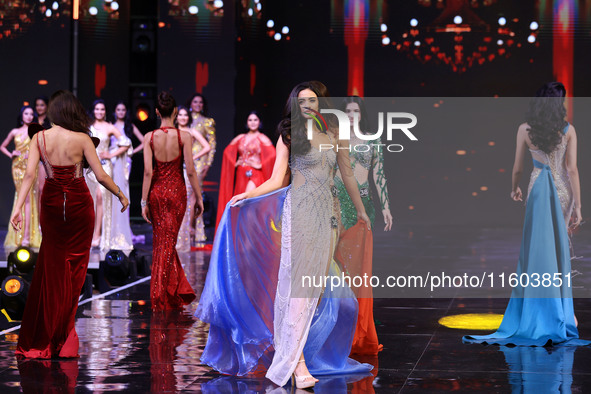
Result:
[1, 105, 42, 249]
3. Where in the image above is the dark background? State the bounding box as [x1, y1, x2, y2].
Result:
[0, 0, 588, 228]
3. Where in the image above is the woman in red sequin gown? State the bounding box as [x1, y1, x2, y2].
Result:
[141, 92, 204, 311]
[10, 90, 129, 358]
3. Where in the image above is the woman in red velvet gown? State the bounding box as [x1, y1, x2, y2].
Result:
[10, 90, 129, 358]
[141, 92, 204, 311]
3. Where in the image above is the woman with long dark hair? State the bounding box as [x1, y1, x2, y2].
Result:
[141, 92, 204, 311]
[12, 90, 128, 358]
[215, 111, 276, 229]
[86, 99, 131, 249]
[175, 105, 210, 251]
[197, 81, 373, 389]
[334, 96, 392, 355]
[188, 93, 216, 247]
[1, 105, 41, 249]
[464, 82, 588, 346]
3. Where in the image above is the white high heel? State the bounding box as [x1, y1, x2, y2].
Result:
[291, 360, 317, 390]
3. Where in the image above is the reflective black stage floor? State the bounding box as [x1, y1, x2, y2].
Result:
[1, 224, 590, 393]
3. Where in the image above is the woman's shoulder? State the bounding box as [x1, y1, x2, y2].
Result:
[257, 133, 273, 146]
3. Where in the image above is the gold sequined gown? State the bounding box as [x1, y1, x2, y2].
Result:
[191, 114, 216, 246]
[4, 132, 41, 250]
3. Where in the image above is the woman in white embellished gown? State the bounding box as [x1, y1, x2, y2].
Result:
[86, 99, 132, 252]
[197, 81, 373, 389]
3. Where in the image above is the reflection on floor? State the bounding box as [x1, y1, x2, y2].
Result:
[0, 224, 590, 393]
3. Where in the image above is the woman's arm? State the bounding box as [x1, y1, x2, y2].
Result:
[106, 125, 130, 159]
[141, 132, 153, 223]
[229, 136, 289, 204]
[84, 134, 129, 211]
[192, 128, 211, 161]
[566, 126, 582, 227]
[336, 138, 370, 228]
[132, 124, 144, 155]
[182, 132, 204, 216]
[372, 140, 392, 231]
[10, 134, 40, 230]
[511, 125, 528, 201]
[0, 129, 17, 159]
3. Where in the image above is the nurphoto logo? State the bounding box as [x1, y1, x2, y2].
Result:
[305, 107, 418, 153]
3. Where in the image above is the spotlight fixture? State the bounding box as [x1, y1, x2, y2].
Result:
[103, 250, 131, 286]
[1, 275, 30, 321]
[8, 246, 37, 275]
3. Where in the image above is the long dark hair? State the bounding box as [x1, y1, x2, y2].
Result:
[187, 93, 208, 117]
[112, 100, 133, 138]
[176, 105, 191, 127]
[245, 110, 263, 131]
[17, 105, 37, 127]
[525, 82, 568, 154]
[340, 96, 370, 134]
[90, 99, 106, 121]
[277, 81, 334, 156]
[47, 90, 91, 134]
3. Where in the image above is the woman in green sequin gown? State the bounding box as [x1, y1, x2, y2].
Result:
[334, 96, 392, 355]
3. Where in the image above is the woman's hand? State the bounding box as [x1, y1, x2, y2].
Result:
[382, 208, 393, 231]
[571, 207, 582, 228]
[195, 198, 204, 217]
[511, 187, 523, 202]
[99, 151, 111, 160]
[357, 210, 371, 231]
[11, 150, 21, 158]
[10, 210, 22, 231]
[230, 192, 249, 206]
[142, 205, 151, 224]
[118, 194, 129, 213]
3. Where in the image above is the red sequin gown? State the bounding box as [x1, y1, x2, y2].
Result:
[16, 130, 95, 358]
[148, 128, 196, 310]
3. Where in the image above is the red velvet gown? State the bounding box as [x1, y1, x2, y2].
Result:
[148, 128, 196, 311]
[16, 130, 95, 358]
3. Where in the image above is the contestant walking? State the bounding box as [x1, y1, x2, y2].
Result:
[12, 90, 129, 358]
[141, 92, 203, 311]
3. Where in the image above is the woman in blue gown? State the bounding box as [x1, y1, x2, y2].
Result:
[196, 81, 373, 388]
[464, 82, 588, 346]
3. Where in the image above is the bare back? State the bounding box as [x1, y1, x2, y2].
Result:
[150, 128, 183, 162]
[39, 126, 90, 166]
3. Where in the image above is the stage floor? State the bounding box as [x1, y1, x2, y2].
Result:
[1, 224, 590, 393]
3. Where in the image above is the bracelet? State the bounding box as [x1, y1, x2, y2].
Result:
[141, 200, 147, 208]
[116, 186, 121, 198]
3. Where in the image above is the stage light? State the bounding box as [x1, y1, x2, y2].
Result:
[267, 19, 274, 28]
[274, 33, 281, 41]
[38, 80, 48, 85]
[136, 107, 149, 122]
[380, 23, 387, 32]
[410, 18, 418, 27]
[51, 1, 58, 10]
[498, 17, 506, 26]
[213, 0, 223, 8]
[89, 6, 98, 15]
[45, 9, 52, 17]
[282, 26, 289, 35]
[414, 40, 420, 46]
[111, 2, 119, 11]
[1, 275, 30, 321]
[247, 8, 253, 16]
[189, 5, 198, 14]
[104, 250, 131, 286]
[530, 21, 539, 30]
[382, 37, 390, 45]
[528, 34, 536, 43]
[8, 247, 37, 274]
[39, 0, 45, 3]
[497, 39, 503, 45]
[256, 3, 261, 11]
[454, 15, 462, 24]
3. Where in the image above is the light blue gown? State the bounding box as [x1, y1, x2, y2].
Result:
[464, 124, 589, 346]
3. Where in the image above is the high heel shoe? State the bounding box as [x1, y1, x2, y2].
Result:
[291, 360, 317, 390]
